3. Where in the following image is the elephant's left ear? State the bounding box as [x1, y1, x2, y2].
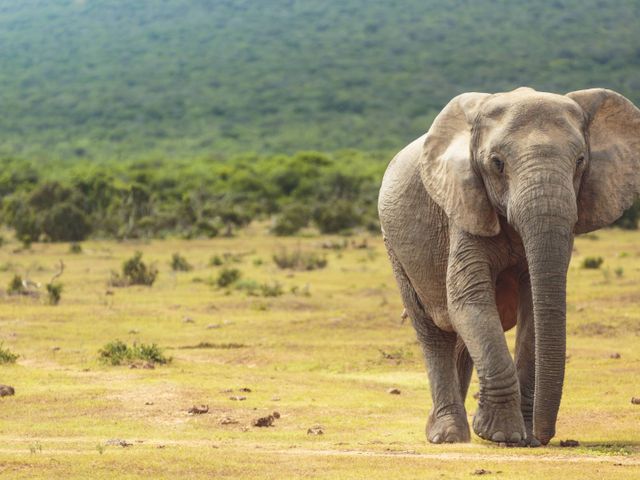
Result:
[566, 89, 640, 233]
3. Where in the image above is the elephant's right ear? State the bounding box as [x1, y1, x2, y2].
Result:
[419, 93, 499, 237]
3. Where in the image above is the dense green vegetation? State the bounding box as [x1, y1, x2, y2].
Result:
[0, 1, 640, 239]
[0, 151, 384, 241]
[0, 0, 639, 159]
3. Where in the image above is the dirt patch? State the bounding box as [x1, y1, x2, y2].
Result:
[179, 342, 246, 349]
[574, 322, 617, 337]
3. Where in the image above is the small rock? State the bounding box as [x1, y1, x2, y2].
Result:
[0, 385, 15, 397]
[220, 416, 239, 425]
[387, 388, 401, 395]
[610, 352, 621, 359]
[631, 397, 640, 405]
[271, 397, 281, 401]
[188, 405, 209, 415]
[206, 324, 221, 329]
[238, 387, 252, 392]
[229, 396, 247, 401]
[183, 316, 195, 324]
[128, 329, 139, 334]
[51, 346, 61, 352]
[252, 415, 275, 427]
[307, 425, 324, 435]
[142, 362, 155, 369]
[473, 391, 480, 400]
[220, 388, 233, 393]
[157, 445, 166, 449]
[473, 469, 491, 475]
[560, 439, 580, 447]
[144, 401, 154, 406]
[272, 411, 281, 419]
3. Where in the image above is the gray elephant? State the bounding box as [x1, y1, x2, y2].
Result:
[378, 87, 640, 446]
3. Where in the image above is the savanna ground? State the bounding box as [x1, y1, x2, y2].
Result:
[0, 225, 638, 479]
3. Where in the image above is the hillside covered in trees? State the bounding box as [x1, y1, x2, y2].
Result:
[1, 0, 639, 160]
[1, 0, 640, 240]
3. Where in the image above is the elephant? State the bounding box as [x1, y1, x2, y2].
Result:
[378, 87, 640, 446]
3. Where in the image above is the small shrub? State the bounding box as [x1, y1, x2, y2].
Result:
[7, 274, 25, 295]
[209, 255, 224, 266]
[581, 256, 604, 269]
[234, 279, 260, 295]
[235, 279, 283, 297]
[98, 340, 170, 366]
[170, 252, 192, 272]
[260, 281, 283, 297]
[614, 267, 624, 278]
[69, 243, 83, 254]
[273, 247, 327, 271]
[110, 251, 158, 286]
[217, 267, 241, 287]
[271, 204, 310, 236]
[313, 200, 361, 234]
[0, 343, 19, 364]
[209, 252, 242, 266]
[46, 282, 63, 305]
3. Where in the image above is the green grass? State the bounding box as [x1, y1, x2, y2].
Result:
[0, 226, 639, 478]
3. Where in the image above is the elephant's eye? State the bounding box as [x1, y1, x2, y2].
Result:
[576, 154, 585, 167]
[491, 155, 504, 174]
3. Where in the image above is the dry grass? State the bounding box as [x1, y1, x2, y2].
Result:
[0, 224, 638, 479]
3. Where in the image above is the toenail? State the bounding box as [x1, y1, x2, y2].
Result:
[431, 434, 441, 443]
[509, 432, 522, 443]
[491, 431, 506, 442]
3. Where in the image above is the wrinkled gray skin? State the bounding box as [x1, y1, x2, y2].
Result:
[378, 88, 640, 446]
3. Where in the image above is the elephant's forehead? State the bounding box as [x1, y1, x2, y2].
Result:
[481, 90, 584, 126]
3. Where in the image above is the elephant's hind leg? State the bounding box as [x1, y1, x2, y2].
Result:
[385, 244, 470, 443]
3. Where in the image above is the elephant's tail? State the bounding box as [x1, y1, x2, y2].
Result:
[455, 336, 474, 401]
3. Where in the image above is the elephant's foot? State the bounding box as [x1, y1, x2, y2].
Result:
[520, 425, 541, 447]
[472, 400, 525, 444]
[426, 406, 470, 443]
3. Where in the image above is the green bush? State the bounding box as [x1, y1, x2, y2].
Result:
[42, 202, 92, 241]
[209, 255, 224, 266]
[98, 340, 170, 366]
[581, 256, 604, 269]
[110, 251, 158, 286]
[216, 267, 241, 287]
[273, 247, 327, 270]
[313, 200, 361, 234]
[235, 279, 284, 297]
[69, 242, 83, 254]
[170, 252, 192, 272]
[0, 343, 19, 364]
[271, 204, 310, 236]
[7, 274, 25, 295]
[46, 282, 63, 305]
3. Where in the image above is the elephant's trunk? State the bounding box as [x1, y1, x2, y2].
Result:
[510, 177, 576, 445]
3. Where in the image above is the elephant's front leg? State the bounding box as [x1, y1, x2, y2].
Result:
[447, 232, 525, 444]
[515, 275, 541, 447]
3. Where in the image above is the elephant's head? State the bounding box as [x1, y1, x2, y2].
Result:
[419, 87, 640, 444]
